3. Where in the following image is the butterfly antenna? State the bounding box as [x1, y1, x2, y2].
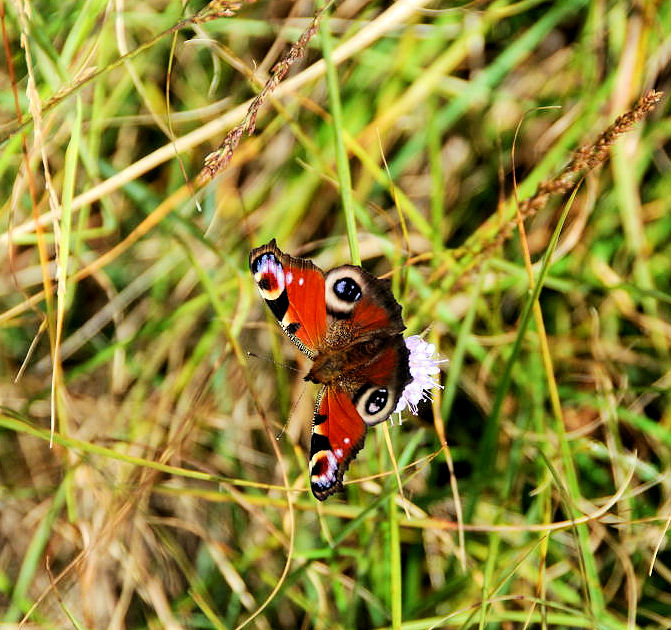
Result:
[275, 384, 310, 440]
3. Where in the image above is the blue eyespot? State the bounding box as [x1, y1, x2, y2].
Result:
[334, 277, 362, 303]
[250, 252, 278, 275]
[365, 388, 388, 414]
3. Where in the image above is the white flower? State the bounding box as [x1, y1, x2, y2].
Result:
[394, 335, 445, 420]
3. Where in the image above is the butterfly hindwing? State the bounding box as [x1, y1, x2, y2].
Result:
[249, 240, 327, 355]
[347, 335, 411, 426]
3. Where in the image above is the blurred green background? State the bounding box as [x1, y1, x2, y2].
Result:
[1, 0, 670, 628]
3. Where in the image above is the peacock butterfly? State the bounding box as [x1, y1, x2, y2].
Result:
[249, 240, 411, 500]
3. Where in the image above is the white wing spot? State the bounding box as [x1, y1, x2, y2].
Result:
[344, 437, 350, 444]
[335, 448, 343, 458]
[285, 271, 293, 285]
[298, 277, 304, 286]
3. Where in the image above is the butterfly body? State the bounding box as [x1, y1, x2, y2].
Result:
[249, 240, 411, 500]
[305, 333, 394, 384]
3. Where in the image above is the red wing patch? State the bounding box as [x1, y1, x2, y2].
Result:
[360, 341, 407, 385]
[348, 298, 393, 335]
[309, 388, 367, 500]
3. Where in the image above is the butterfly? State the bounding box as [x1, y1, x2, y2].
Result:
[249, 240, 411, 500]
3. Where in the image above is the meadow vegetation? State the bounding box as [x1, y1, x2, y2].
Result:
[1, 0, 670, 628]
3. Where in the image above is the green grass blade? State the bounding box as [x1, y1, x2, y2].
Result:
[320, 4, 359, 265]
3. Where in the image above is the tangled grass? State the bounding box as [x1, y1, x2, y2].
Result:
[1, 1, 670, 628]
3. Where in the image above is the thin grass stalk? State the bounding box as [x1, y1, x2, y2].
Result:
[346, 134, 432, 238]
[52, 97, 82, 444]
[427, 99, 444, 254]
[479, 365, 539, 628]
[389, 490, 402, 630]
[437, 272, 485, 570]
[537, 494, 551, 630]
[478, 532, 501, 629]
[189, 590, 229, 630]
[467, 184, 581, 522]
[329, 491, 389, 548]
[378, 133, 411, 264]
[6, 481, 67, 622]
[3, 0, 57, 387]
[320, 6, 358, 264]
[441, 266, 485, 423]
[59, 0, 109, 67]
[382, 422, 409, 517]
[46, 549, 88, 630]
[510, 107, 568, 427]
[427, 599, 610, 629]
[510, 115, 572, 627]
[149, 456, 639, 530]
[0, 414, 227, 483]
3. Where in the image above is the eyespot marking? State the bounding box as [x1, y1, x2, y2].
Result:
[324, 267, 367, 316]
[355, 384, 396, 426]
[310, 451, 338, 491]
[259, 274, 279, 292]
[252, 252, 286, 301]
[251, 252, 281, 277]
[333, 277, 362, 303]
[365, 388, 388, 414]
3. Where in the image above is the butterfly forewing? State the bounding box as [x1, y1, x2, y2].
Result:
[250, 240, 327, 354]
[309, 387, 367, 500]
